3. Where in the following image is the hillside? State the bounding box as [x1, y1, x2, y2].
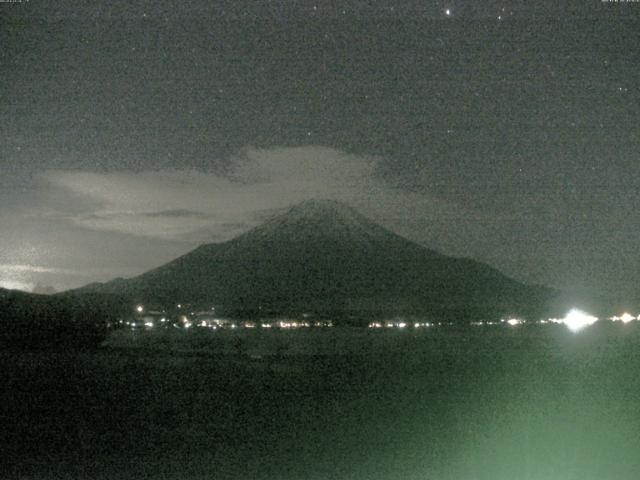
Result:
[0, 287, 127, 349]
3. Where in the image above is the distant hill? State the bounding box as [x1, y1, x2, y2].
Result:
[72, 199, 560, 322]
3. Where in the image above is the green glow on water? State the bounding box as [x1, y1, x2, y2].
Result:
[3, 323, 640, 479]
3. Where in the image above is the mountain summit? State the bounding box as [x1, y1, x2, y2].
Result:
[73, 199, 554, 320]
[233, 199, 441, 257]
[235, 198, 380, 241]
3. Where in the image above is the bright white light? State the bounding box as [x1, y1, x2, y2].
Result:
[136, 305, 144, 313]
[397, 322, 407, 328]
[445, 8, 451, 16]
[563, 309, 598, 332]
[611, 313, 635, 324]
[413, 322, 432, 328]
[144, 321, 154, 328]
[506, 318, 522, 326]
[620, 312, 634, 324]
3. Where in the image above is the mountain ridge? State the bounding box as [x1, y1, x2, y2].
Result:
[69, 199, 557, 321]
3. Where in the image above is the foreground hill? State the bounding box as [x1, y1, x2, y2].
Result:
[0, 288, 126, 349]
[73, 199, 558, 321]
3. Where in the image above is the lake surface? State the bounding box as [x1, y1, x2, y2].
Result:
[2, 323, 640, 479]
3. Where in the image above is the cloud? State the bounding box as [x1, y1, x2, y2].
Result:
[0, 264, 83, 293]
[0, 264, 81, 275]
[141, 209, 211, 218]
[0, 280, 35, 292]
[42, 146, 459, 243]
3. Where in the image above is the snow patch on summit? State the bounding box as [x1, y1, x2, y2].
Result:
[237, 198, 408, 247]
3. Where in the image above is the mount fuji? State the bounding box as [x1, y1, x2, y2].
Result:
[72, 199, 556, 321]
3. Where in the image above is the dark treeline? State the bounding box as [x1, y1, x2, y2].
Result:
[0, 288, 128, 350]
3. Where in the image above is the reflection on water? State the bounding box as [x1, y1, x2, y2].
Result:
[2, 323, 640, 479]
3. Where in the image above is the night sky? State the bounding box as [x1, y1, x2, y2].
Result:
[1, 1, 639, 300]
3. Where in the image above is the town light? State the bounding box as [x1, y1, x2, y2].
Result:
[620, 312, 634, 324]
[563, 309, 598, 332]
